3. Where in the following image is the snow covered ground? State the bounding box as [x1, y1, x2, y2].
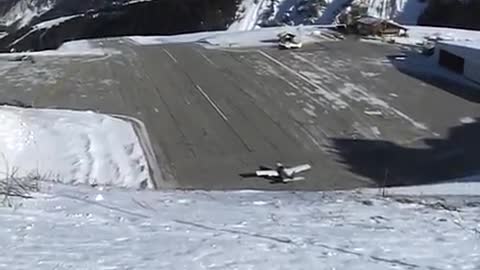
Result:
[0, 106, 152, 189]
[0, 182, 479, 269]
[129, 25, 341, 48]
[392, 26, 480, 46]
[2, 39, 117, 56]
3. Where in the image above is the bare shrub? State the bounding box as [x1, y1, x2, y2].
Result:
[0, 167, 41, 207]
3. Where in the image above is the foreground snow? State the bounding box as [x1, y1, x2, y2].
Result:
[1, 182, 479, 269]
[0, 106, 151, 189]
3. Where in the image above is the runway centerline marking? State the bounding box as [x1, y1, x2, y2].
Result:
[196, 49, 218, 67]
[162, 48, 178, 63]
[194, 84, 229, 121]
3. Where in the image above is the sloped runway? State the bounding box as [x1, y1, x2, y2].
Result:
[1, 39, 478, 190]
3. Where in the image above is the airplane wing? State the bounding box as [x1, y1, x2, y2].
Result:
[256, 170, 279, 177]
[283, 177, 306, 182]
[284, 164, 311, 176]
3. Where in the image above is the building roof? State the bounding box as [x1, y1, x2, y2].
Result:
[277, 31, 296, 38]
[356, 16, 408, 30]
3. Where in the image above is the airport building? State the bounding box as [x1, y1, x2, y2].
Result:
[435, 40, 480, 84]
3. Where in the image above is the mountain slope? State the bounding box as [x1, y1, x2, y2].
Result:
[0, 0, 238, 52]
[230, 0, 429, 30]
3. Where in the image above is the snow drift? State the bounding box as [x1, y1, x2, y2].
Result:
[0, 106, 152, 189]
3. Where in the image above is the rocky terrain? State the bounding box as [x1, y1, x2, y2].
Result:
[0, 0, 238, 52]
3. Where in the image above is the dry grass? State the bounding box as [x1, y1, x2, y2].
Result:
[0, 166, 41, 207]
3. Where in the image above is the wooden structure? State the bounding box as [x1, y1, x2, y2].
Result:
[355, 16, 408, 37]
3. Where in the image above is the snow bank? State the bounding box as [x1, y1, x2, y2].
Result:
[394, 26, 480, 46]
[129, 25, 340, 48]
[364, 181, 480, 196]
[55, 40, 113, 55]
[0, 183, 478, 269]
[0, 106, 152, 189]
[3, 40, 115, 57]
[128, 31, 223, 45]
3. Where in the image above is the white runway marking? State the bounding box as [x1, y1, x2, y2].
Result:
[257, 50, 349, 110]
[195, 84, 228, 121]
[162, 48, 178, 63]
[196, 49, 218, 67]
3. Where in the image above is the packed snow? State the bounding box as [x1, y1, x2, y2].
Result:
[129, 25, 341, 48]
[0, 182, 479, 269]
[374, 180, 480, 196]
[0, 106, 152, 189]
[4, 40, 116, 56]
[393, 26, 480, 46]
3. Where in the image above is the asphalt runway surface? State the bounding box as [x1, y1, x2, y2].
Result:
[0, 38, 478, 190]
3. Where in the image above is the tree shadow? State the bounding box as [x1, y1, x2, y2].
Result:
[331, 118, 480, 187]
[386, 49, 480, 104]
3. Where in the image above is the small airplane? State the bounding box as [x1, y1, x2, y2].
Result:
[241, 162, 312, 184]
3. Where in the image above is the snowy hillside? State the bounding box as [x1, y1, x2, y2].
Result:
[1, 182, 479, 269]
[230, 0, 429, 31]
[355, 0, 428, 24]
[0, 0, 55, 29]
[0, 0, 238, 52]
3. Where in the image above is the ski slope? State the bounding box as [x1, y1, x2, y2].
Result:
[0, 182, 479, 269]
